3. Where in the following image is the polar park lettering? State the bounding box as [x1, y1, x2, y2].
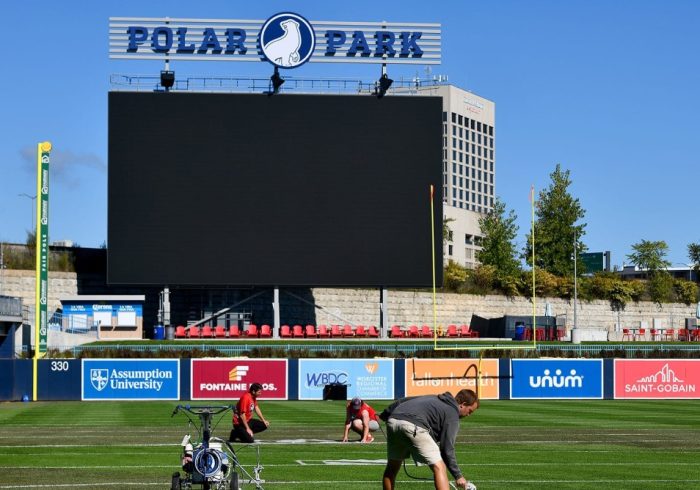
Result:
[125, 26, 424, 58]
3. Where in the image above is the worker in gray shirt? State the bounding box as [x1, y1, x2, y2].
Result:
[380, 389, 479, 490]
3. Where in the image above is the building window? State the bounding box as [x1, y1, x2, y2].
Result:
[452, 126, 456, 136]
[458, 115, 463, 126]
[477, 121, 481, 132]
[470, 119, 475, 129]
[448, 244, 453, 256]
[442, 112, 447, 122]
[451, 112, 456, 123]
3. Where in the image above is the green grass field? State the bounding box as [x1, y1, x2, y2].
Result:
[1, 399, 699, 489]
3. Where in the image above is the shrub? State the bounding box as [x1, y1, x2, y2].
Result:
[674, 279, 698, 305]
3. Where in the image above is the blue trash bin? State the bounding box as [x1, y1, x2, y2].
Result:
[515, 325, 525, 341]
[153, 325, 165, 340]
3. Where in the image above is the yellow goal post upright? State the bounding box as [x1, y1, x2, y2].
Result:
[421, 185, 540, 395]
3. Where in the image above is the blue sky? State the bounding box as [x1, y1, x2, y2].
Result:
[1, 0, 698, 270]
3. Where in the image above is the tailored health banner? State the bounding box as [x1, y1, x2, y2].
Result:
[298, 359, 394, 400]
[404, 358, 500, 399]
[82, 359, 179, 400]
[614, 359, 700, 399]
[511, 359, 603, 399]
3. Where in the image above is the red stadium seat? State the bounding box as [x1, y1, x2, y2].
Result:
[175, 325, 187, 339]
[260, 324, 272, 338]
[318, 325, 330, 338]
[280, 325, 292, 338]
[201, 326, 214, 338]
[622, 328, 633, 341]
[188, 326, 201, 338]
[305, 324, 317, 338]
[421, 325, 433, 338]
[292, 325, 305, 338]
[390, 325, 404, 338]
[446, 325, 459, 337]
[342, 325, 354, 337]
[368, 325, 380, 338]
[330, 325, 343, 338]
[355, 325, 367, 337]
[229, 325, 240, 338]
[214, 325, 226, 338]
[407, 325, 420, 338]
[245, 324, 259, 338]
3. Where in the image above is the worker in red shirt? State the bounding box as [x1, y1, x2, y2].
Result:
[342, 396, 380, 443]
[229, 382, 270, 443]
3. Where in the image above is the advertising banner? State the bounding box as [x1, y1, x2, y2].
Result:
[404, 359, 499, 399]
[191, 359, 287, 400]
[298, 359, 394, 400]
[614, 359, 700, 399]
[35, 142, 51, 356]
[511, 359, 603, 399]
[82, 359, 179, 400]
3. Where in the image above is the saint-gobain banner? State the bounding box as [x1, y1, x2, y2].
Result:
[614, 359, 700, 399]
[298, 359, 394, 400]
[82, 359, 179, 400]
[191, 359, 288, 400]
[511, 359, 603, 399]
[404, 359, 499, 399]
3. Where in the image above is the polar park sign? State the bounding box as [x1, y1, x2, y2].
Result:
[109, 13, 441, 67]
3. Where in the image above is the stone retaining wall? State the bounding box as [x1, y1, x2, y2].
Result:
[2, 270, 696, 337]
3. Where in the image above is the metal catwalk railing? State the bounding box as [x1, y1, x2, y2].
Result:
[60, 342, 700, 358]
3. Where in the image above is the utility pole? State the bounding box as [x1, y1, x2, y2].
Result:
[572, 229, 580, 344]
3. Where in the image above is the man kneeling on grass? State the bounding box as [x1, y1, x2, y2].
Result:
[381, 389, 479, 490]
[342, 396, 380, 443]
[229, 383, 270, 443]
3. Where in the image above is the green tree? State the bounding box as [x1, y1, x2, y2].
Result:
[626, 240, 671, 278]
[443, 217, 454, 245]
[524, 164, 586, 276]
[688, 242, 700, 278]
[476, 197, 520, 277]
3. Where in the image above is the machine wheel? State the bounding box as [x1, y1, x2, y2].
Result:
[170, 472, 181, 490]
[229, 472, 239, 490]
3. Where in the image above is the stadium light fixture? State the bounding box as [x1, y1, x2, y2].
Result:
[375, 64, 393, 98]
[160, 70, 175, 90]
[270, 66, 285, 94]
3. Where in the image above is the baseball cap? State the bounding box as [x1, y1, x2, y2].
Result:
[351, 397, 362, 409]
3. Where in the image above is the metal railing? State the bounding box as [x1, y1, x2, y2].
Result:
[61, 342, 700, 358]
[110, 73, 449, 96]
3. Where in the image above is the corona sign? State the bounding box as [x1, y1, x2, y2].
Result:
[109, 14, 440, 66]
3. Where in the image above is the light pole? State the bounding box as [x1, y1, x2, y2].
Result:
[18, 193, 37, 231]
[572, 230, 580, 344]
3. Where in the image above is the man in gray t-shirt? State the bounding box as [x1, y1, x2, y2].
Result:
[381, 389, 479, 490]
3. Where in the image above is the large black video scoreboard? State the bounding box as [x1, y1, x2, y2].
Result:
[108, 92, 442, 287]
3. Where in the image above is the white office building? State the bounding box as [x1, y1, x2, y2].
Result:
[413, 84, 495, 268]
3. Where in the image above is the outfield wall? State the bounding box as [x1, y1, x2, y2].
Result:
[2, 358, 698, 402]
